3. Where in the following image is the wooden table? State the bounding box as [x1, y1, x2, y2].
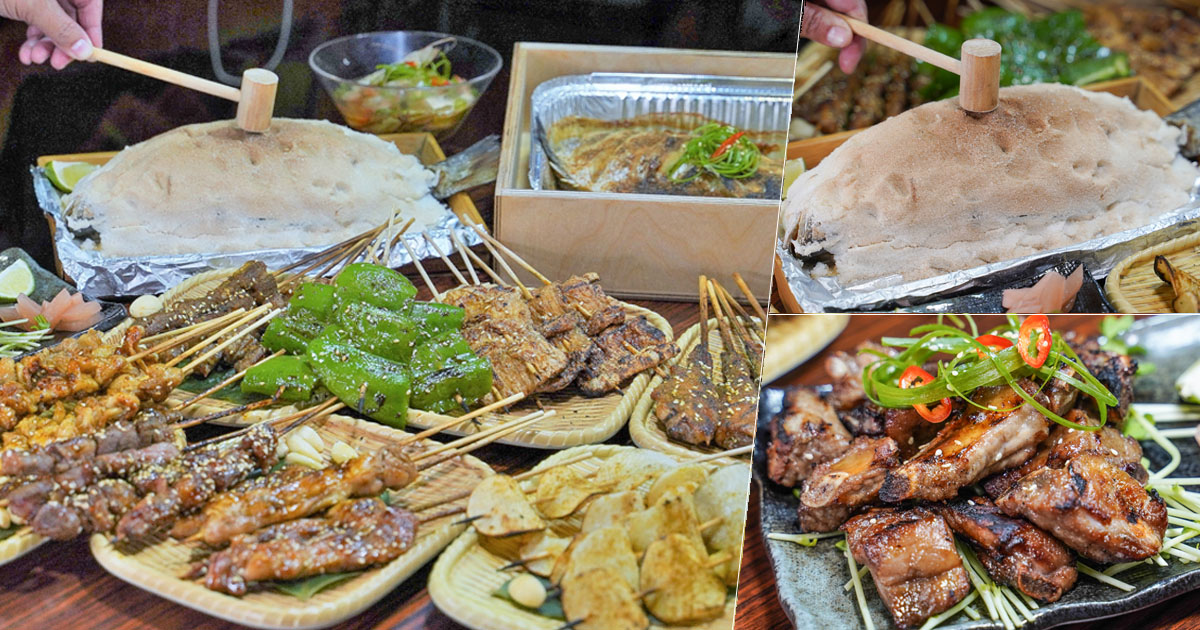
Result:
[0, 273, 700, 630]
[735, 314, 1200, 630]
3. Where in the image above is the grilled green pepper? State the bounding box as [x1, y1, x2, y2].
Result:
[290, 282, 336, 320]
[307, 331, 411, 428]
[331, 300, 420, 362]
[409, 301, 466, 342]
[334, 263, 417, 311]
[409, 332, 493, 414]
[262, 306, 327, 355]
[241, 355, 318, 401]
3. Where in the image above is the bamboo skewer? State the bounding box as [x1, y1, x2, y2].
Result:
[706, 280, 748, 362]
[401, 238, 441, 302]
[134, 307, 248, 347]
[476, 237, 533, 300]
[422, 231, 468, 286]
[412, 409, 551, 464]
[399, 392, 526, 446]
[467, 221, 552, 286]
[125, 308, 251, 362]
[454, 235, 506, 284]
[171, 389, 285, 429]
[183, 398, 344, 451]
[715, 279, 765, 340]
[712, 281, 762, 378]
[451, 230, 482, 285]
[416, 410, 556, 472]
[158, 304, 273, 368]
[732, 272, 768, 324]
[177, 308, 283, 374]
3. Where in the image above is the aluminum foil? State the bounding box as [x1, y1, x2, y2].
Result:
[528, 73, 792, 191]
[33, 166, 483, 299]
[777, 181, 1200, 312]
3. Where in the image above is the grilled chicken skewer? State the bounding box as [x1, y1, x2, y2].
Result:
[706, 280, 757, 450]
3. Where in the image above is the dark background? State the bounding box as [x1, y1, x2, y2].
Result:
[0, 0, 803, 271]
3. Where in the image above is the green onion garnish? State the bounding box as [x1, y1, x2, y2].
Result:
[667, 123, 761, 183]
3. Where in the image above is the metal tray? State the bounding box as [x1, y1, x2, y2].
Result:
[753, 314, 1200, 629]
[528, 72, 792, 193]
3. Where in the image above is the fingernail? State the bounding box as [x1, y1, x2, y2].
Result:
[69, 39, 93, 60]
[828, 26, 850, 47]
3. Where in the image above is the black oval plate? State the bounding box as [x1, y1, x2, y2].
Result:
[753, 315, 1200, 629]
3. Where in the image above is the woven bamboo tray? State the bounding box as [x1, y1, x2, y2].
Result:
[1107, 231, 1200, 313]
[105, 267, 669, 448]
[426, 444, 738, 630]
[760, 314, 849, 383]
[629, 318, 762, 464]
[90, 413, 493, 630]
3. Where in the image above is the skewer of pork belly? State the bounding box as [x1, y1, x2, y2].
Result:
[705, 280, 757, 450]
[174, 445, 417, 546]
[711, 279, 763, 377]
[652, 276, 721, 447]
[879, 374, 1084, 503]
[935, 497, 1077, 603]
[194, 496, 418, 596]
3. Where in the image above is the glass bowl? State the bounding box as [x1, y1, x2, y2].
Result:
[309, 31, 501, 139]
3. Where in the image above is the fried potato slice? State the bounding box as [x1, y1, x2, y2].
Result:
[581, 490, 644, 533]
[640, 533, 728, 624]
[693, 463, 751, 585]
[645, 464, 708, 506]
[592, 450, 677, 492]
[561, 567, 650, 630]
[625, 489, 705, 555]
[551, 525, 639, 589]
[517, 531, 572, 577]
[467, 474, 546, 537]
[535, 466, 604, 519]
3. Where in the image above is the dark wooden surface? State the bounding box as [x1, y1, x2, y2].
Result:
[0, 270, 700, 630]
[734, 314, 1200, 630]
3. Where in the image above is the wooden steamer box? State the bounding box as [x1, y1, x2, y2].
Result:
[773, 77, 1177, 313]
[495, 43, 795, 301]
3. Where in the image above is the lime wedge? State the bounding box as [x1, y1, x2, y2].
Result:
[782, 157, 807, 198]
[0, 260, 35, 302]
[46, 160, 99, 192]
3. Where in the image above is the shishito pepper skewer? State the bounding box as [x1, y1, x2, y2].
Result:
[172, 349, 287, 411]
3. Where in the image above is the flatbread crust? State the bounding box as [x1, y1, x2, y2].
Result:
[783, 84, 1199, 287]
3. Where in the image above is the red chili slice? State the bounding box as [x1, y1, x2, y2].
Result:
[898, 365, 952, 423]
[974, 333, 1013, 359]
[1017, 314, 1052, 369]
[710, 131, 746, 160]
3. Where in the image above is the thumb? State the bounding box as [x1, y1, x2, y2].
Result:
[23, 1, 93, 59]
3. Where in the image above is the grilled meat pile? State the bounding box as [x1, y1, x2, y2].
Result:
[443, 274, 678, 400]
[766, 338, 1165, 628]
[1, 331, 182, 450]
[135, 261, 285, 377]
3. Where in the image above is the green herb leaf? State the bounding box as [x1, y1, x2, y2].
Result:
[666, 123, 761, 183]
[493, 575, 565, 620]
[271, 571, 362, 600]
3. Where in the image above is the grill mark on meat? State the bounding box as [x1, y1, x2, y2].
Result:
[766, 387, 851, 488]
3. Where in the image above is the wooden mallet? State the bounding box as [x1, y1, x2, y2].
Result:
[88, 48, 279, 132]
[820, 12, 1002, 113]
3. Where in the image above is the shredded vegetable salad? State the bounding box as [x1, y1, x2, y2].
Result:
[862, 314, 1119, 430]
[369, 51, 461, 88]
[667, 123, 762, 183]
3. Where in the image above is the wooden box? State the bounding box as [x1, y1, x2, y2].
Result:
[773, 77, 1177, 312]
[494, 42, 795, 301]
[37, 132, 482, 283]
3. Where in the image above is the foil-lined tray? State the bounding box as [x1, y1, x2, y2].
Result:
[528, 72, 792, 192]
[777, 180, 1200, 312]
[33, 166, 483, 299]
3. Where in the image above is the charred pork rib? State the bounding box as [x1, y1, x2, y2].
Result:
[797, 436, 899, 532]
[766, 387, 851, 488]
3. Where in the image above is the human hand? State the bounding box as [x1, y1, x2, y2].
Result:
[801, 0, 867, 74]
[2, 0, 102, 69]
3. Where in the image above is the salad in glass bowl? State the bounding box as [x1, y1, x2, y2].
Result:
[310, 31, 501, 138]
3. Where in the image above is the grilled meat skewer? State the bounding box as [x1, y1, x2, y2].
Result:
[577, 316, 679, 396]
[197, 497, 417, 596]
[653, 281, 721, 446]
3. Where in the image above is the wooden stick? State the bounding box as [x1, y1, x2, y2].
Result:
[415, 410, 553, 470]
[313, 226, 384, 279]
[172, 390, 284, 429]
[691, 444, 753, 463]
[125, 308, 250, 362]
[172, 349, 286, 411]
[399, 392, 525, 446]
[450, 230, 481, 285]
[466, 221, 552, 286]
[401, 237, 441, 302]
[90, 48, 241, 101]
[273, 230, 368, 277]
[824, 10, 962, 74]
[176, 308, 283, 373]
[705, 280, 744, 358]
[732, 272, 768, 323]
[456, 236, 506, 285]
[422, 231, 468, 286]
[704, 550, 734, 569]
[366, 217, 415, 268]
[135, 307, 248, 346]
[716, 280, 765, 339]
[477, 236, 533, 300]
[157, 304, 272, 367]
[698, 275, 710, 353]
[712, 281, 759, 366]
[413, 410, 550, 463]
[959, 38, 1002, 113]
[183, 398, 343, 451]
